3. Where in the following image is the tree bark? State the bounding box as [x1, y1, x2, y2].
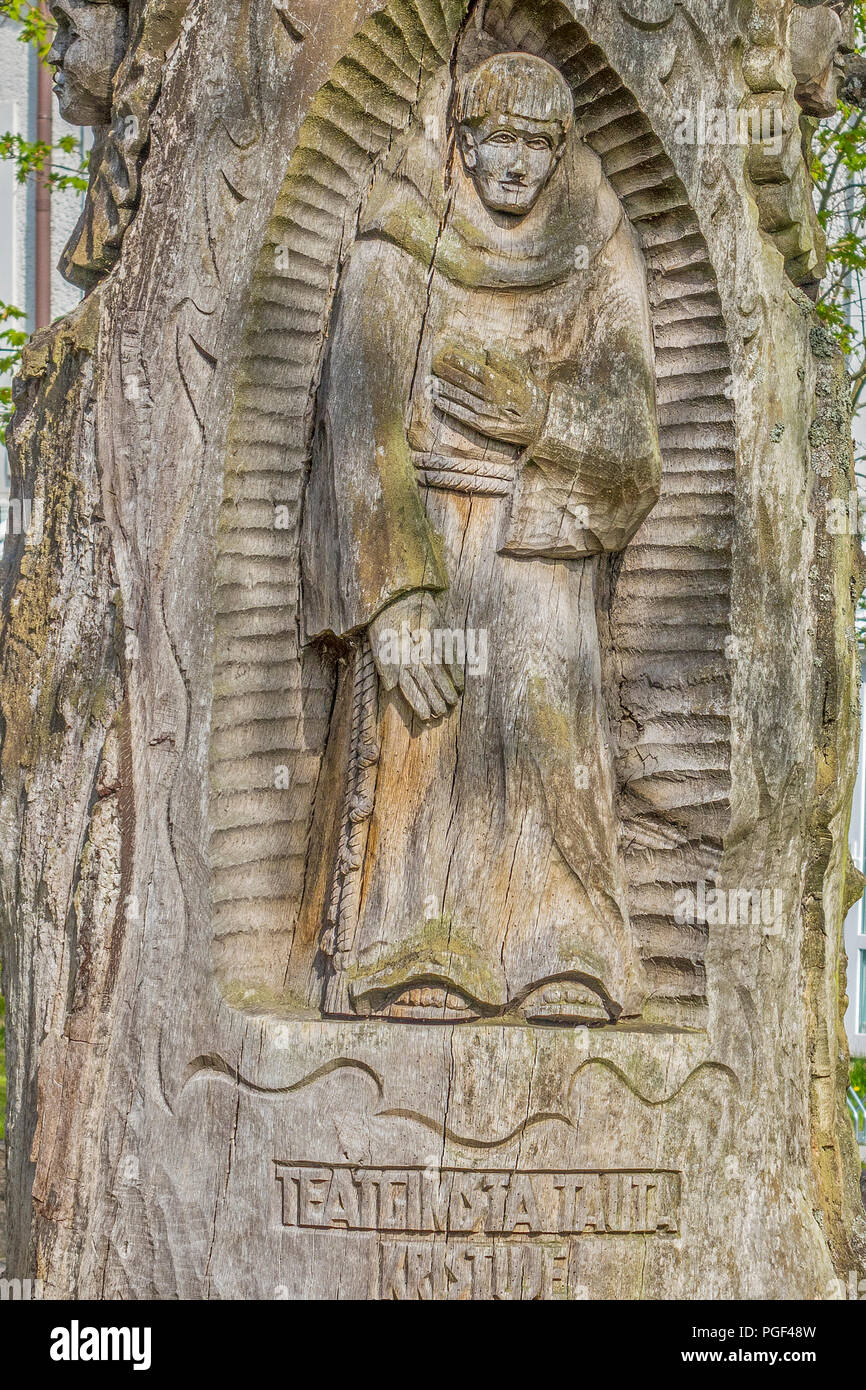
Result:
[1, 0, 864, 1299]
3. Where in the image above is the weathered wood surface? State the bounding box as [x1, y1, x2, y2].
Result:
[0, 0, 864, 1299]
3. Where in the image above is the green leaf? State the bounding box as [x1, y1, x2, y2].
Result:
[0, 297, 27, 430]
[812, 3, 866, 645]
[0, 1, 56, 59]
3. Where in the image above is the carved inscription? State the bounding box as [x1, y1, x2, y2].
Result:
[275, 1163, 681, 1237]
[376, 1241, 571, 1301]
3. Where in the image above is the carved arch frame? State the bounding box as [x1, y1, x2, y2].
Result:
[210, 0, 735, 1028]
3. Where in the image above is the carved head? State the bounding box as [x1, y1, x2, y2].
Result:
[456, 54, 574, 217]
[47, 0, 128, 126]
[789, 2, 853, 117]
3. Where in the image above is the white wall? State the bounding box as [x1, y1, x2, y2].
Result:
[0, 15, 86, 531]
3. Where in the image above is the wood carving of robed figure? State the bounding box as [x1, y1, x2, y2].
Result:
[298, 52, 663, 1025]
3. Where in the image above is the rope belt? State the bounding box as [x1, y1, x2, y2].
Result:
[413, 451, 516, 497]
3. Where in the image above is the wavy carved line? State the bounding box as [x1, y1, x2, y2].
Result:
[375, 1107, 574, 1148]
[181, 1052, 385, 1100]
[570, 1057, 739, 1106]
[180, 1054, 738, 1148]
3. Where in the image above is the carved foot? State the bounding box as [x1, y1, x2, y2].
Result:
[373, 984, 481, 1022]
[516, 981, 612, 1025]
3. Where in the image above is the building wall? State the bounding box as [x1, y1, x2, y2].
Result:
[0, 15, 87, 531]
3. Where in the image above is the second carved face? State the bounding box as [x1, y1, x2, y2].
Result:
[459, 113, 565, 216]
[48, 0, 128, 126]
[789, 3, 853, 117]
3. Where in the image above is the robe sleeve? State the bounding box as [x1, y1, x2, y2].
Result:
[502, 219, 662, 559]
[301, 238, 447, 642]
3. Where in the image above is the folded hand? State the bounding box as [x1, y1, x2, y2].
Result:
[431, 344, 548, 447]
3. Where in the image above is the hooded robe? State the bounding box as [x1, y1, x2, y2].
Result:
[300, 76, 662, 1021]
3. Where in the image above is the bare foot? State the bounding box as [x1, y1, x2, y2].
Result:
[517, 981, 612, 1025]
[376, 984, 480, 1022]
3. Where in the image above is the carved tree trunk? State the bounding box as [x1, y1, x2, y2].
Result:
[1, 0, 865, 1299]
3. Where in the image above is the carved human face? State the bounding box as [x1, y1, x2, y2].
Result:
[47, 0, 128, 126]
[789, 3, 852, 118]
[459, 114, 565, 217]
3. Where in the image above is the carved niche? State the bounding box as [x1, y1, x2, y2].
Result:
[210, 0, 735, 1032]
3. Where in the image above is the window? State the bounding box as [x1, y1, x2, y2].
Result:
[860, 948, 866, 1034]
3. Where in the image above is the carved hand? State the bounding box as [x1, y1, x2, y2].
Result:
[368, 592, 464, 723]
[431, 344, 549, 447]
